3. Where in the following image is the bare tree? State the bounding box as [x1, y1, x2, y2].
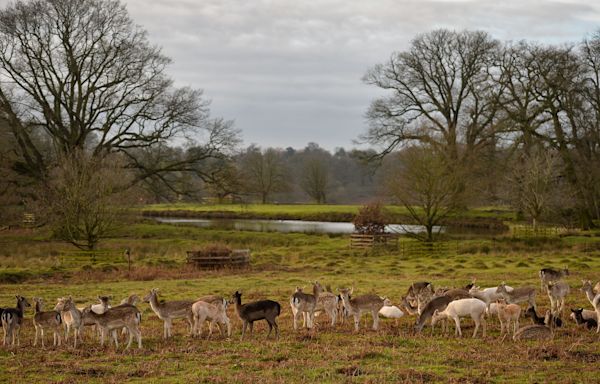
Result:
[362, 29, 501, 169]
[0, 0, 238, 194]
[43, 150, 133, 250]
[507, 149, 558, 229]
[202, 157, 243, 203]
[385, 146, 464, 242]
[300, 155, 330, 204]
[240, 146, 289, 204]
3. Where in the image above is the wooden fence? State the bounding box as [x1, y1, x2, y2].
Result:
[186, 249, 250, 269]
[350, 233, 399, 249]
[510, 225, 577, 238]
[399, 241, 455, 258]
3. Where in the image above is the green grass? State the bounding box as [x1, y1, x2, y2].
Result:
[0, 221, 599, 382]
[141, 203, 517, 221]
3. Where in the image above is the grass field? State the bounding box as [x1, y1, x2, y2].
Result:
[0, 218, 599, 383]
[141, 203, 517, 223]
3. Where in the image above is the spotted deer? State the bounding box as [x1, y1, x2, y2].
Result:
[144, 288, 194, 339]
[496, 282, 537, 309]
[580, 280, 600, 333]
[32, 298, 62, 348]
[2, 295, 30, 346]
[338, 287, 384, 331]
[290, 282, 323, 330]
[82, 305, 142, 349]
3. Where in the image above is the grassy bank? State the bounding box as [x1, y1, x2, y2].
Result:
[0, 222, 599, 382]
[141, 203, 513, 230]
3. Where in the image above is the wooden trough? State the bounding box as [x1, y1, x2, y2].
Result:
[186, 249, 250, 269]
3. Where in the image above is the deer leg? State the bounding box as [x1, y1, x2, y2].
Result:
[207, 320, 214, 340]
[126, 328, 134, 349]
[308, 310, 315, 329]
[137, 327, 143, 349]
[187, 316, 194, 336]
[249, 321, 254, 334]
[372, 310, 380, 330]
[192, 314, 198, 337]
[472, 316, 480, 338]
[292, 308, 299, 330]
[453, 317, 462, 337]
[353, 314, 360, 332]
[241, 321, 247, 340]
[112, 330, 119, 349]
[34, 326, 39, 347]
[266, 320, 273, 338]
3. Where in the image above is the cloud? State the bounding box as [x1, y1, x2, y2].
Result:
[0, 0, 598, 149]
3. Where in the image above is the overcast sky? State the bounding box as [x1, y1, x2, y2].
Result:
[8, 0, 600, 151]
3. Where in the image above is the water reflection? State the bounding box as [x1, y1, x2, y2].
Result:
[152, 217, 440, 234]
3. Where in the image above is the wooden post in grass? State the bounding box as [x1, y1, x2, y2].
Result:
[125, 248, 131, 274]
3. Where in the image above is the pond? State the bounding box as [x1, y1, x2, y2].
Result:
[152, 217, 441, 234]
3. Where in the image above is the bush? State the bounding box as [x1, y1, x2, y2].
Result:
[352, 202, 390, 235]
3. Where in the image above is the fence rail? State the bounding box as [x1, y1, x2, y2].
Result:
[186, 249, 250, 269]
[510, 225, 578, 238]
[350, 233, 399, 249]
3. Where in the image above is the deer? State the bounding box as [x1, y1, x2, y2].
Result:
[379, 298, 404, 326]
[539, 267, 569, 292]
[405, 282, 435, 315]
[415, 295, 454, 333]
[232, 291, 281, 340]
[1, 295, 30, 346]
[495, 300, 521, 336]
[580, 280, 600, 333]
[118, 294, 141, 337]
[571, 308, 598, 330]
[496, 282, 536, 309]
[192, 299, 231, 339]
[32, 298, 62, 348]
[469, 285, 514, 309]
[81, 305, 142, 349]
[313, 287, 340, 327]
[431, 298, 487, 338]
[143, 288, 194, 339]
[54, 296, 83, 347]
[290, 282, 323, 330]
[513, 324, 553, 341]
[338, 287, 384, 331]
[546, 281, 569, 315]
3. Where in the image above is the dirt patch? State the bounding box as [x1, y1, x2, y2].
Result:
[72, 367, 110, 377]
[349, 351, 384, 360]
[566, 350, 600, 363]
[336, 366, 365, 376]
[526, 345, 560, 361]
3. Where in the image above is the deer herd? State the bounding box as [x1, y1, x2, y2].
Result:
[1, 267, 599, 349]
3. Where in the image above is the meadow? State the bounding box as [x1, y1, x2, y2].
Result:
[0, 210, 599, 383]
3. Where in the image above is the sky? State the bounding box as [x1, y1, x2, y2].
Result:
[6, 0, 600, 151]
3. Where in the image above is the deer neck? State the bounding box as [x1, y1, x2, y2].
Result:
[16, 301, 26, 316]
[312, 286, 321, 300]
[34, 301, 42, 314]
[149, 293, 162, 315]
[582, 286, 596, 304]
[233, 296, 243, 315]
[340, 294, 354, 313]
